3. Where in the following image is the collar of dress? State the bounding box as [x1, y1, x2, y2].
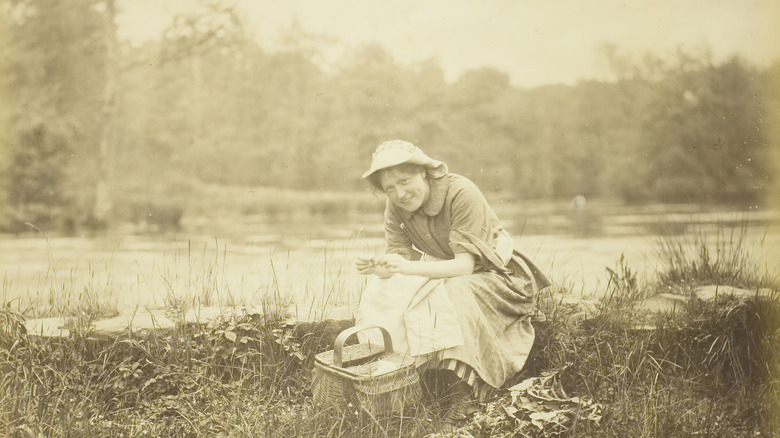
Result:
[401, 175, 448, 219]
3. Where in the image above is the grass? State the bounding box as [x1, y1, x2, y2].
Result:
[1, 223, 778, 437]
[654, 219, 776, 291]
[1, 234, 372, 327]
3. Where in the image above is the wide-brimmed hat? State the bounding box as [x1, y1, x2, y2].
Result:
[361, 140, 448, 179]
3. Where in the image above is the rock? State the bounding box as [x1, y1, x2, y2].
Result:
[695, 285, 775, 301]
[627, 285, 778, 331]
[636, 293, 687, 314]
[93, 308, 175, 334]
[287, 304, 357, 324]
[25, 303, 358, 340]
[26, 316, 70, 338]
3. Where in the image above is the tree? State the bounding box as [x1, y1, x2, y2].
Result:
[104, 0, 248, 226]
[5, 124, 71, 230]
[1, 0, 106, 231]
[640, 53, 768, 204]
[94, 0, 118, 224]
[439, 68, 514, 191]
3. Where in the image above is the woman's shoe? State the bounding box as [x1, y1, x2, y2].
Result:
[443, 381, 477, 423]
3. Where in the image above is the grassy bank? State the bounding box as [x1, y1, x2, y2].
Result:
[1, 227, 778, 437]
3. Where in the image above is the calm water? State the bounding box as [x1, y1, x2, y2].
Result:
[2, 205, 778, 317]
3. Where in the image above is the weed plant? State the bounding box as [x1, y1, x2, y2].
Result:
[0, 300, 437, 437]
[0, 228, 120, 323]
[2, 223, 778, 437]
[655, 219, 776, 291]
[519, 225, 779, 438]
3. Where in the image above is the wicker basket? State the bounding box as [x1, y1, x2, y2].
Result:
[312, 325, 420, 415]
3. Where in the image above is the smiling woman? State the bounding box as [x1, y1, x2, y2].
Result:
[354, 139, 551, 421]
[376, 164, 430, 212]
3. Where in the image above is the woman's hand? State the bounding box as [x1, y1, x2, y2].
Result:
[380, 255, 411, 276]
[355, 256, 393, 278]
[355, 254, 407, 278]
[355, 256, 376, 275]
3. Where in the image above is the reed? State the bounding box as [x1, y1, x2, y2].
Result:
[1, 222, 777, 437]
[654, 217, 776, 291]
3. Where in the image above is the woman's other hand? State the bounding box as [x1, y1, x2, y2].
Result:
[355, 256, 375, 274]
[356, 254, 407, 278]
[355, 256, 385, 277]
[355, 256, 393, 278]
[380, 254, 410, 276]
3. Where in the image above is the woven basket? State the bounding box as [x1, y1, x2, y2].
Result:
[313, 326, 420, 415]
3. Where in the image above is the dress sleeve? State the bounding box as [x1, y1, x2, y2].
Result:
[447, 180, 496, 265]
[384, 201, 419, 260]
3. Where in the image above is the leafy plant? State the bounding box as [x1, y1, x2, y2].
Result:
[655, 220, 776, 291]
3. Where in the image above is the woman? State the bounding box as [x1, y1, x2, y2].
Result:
[355, 139, 550, 417]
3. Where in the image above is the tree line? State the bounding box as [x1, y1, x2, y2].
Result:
[1, 0, 777, 232]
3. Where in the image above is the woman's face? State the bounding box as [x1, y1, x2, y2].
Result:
[379, 166, 430, 212]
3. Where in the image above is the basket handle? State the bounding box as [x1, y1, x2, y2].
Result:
[333, 325, 393, 368]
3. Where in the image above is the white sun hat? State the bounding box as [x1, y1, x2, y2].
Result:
[361, 140, 448, 180]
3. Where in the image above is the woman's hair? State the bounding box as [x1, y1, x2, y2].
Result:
[366, 163, 427, 192]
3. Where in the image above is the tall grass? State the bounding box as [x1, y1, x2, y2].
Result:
[0, 298, 438, 437]
[2, 222, 778, 437]
[520, 224, 780, 438]
[655, 219, 776, 291]
[2, 255, 121, 329]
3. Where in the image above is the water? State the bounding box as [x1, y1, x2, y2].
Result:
[2, 205, 778, 317]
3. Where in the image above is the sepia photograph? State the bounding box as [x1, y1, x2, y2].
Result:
[1, 0, 779, 436]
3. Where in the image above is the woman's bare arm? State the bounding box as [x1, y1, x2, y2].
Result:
[381, 252, 475, 278]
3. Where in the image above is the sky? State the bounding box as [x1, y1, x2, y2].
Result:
[116, 0, 780, 87]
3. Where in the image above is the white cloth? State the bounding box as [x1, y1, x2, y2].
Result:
[356, 274, 464, 356]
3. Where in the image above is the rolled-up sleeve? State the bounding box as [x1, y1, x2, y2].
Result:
[447, 181, 492, 259]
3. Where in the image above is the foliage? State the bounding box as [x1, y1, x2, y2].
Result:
[657, 293, 780, 394]
[518, 226, 780, 438]
[655, 220, 778, 291]
[0, 297, 321, 436]
[2, 1, 777, 231]
[3, 123, 72, 231]
[515, 306, 777, 437]
[1, 0, 106, 232]
[636, 53, 770, 204]
[466, 367, 604, 437]
[2, 224, 779, 436]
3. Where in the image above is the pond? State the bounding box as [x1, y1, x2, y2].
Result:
[2, 203, 778, 318]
